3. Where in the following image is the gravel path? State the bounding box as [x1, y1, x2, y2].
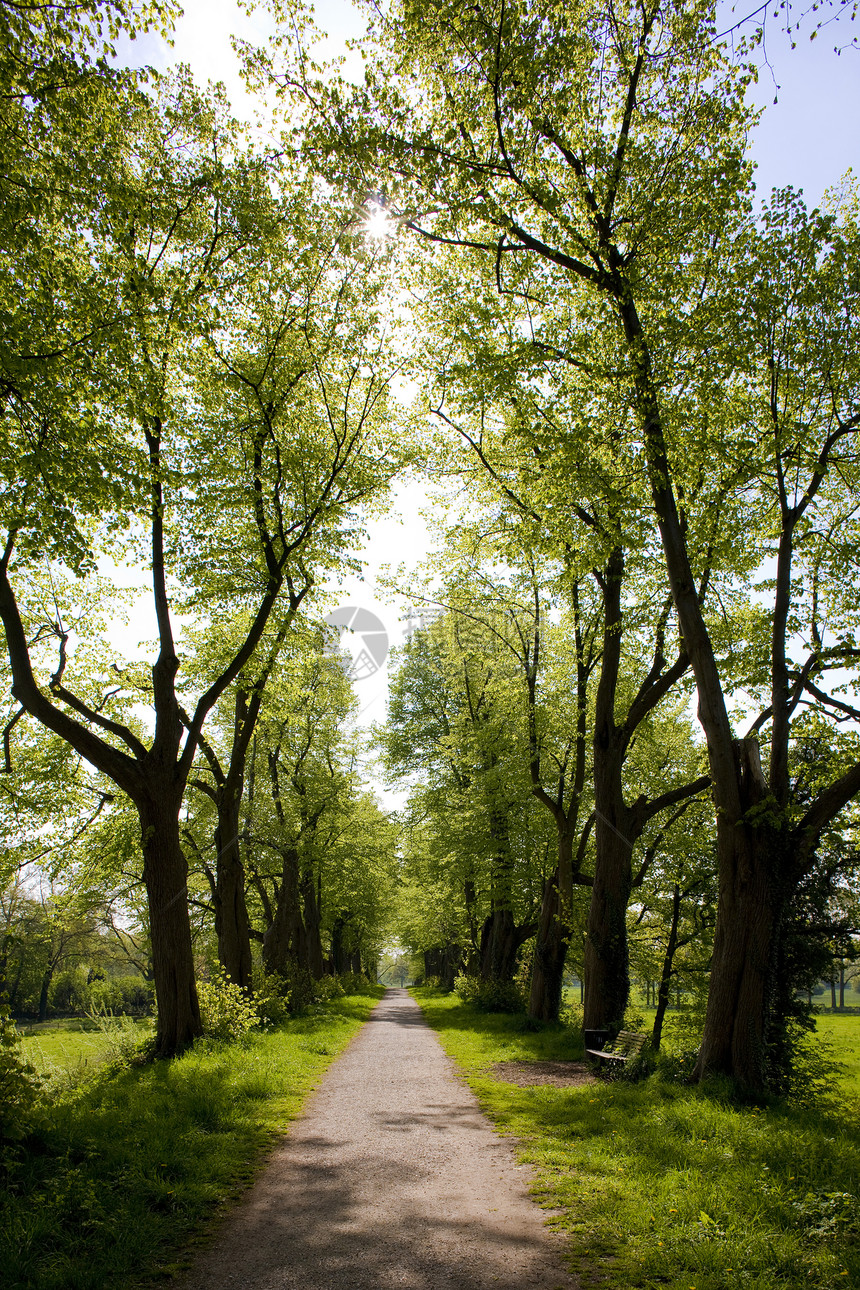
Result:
[178, 988, 579, 1290]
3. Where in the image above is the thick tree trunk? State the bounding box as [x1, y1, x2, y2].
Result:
[214, 796, 253, 991]
[693, 743, 781, 1089]
[584, 811, 632, 1033]
[139, 793, 202, 1055]
[582, 743, 636, 1032]
[302, 873, 324, 978]
[262, 845, 303, 978]
[478, 907, 529, 982]
[585, 542, 634, 1034]
[528, 863, 569, 1022]
[331, 915, 349, 974]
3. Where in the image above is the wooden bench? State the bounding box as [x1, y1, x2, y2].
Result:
[585, 1029, 648, 1068]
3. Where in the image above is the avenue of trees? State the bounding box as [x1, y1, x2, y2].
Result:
[1, 0, 859, 1096]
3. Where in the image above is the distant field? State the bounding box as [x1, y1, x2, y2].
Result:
[592, 999, 860, 1100]
[18, 1018, 154, 1075]
[815, 1012, 860, 1099]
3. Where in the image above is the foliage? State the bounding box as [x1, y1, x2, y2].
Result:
[197, 970, 259, 1044]
[454, 972, 526, 1014]
[0, 1007, 42, 1145]
[250, 972, 292, 1027]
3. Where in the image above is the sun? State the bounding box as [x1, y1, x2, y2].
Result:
[363, 200, 395, 240]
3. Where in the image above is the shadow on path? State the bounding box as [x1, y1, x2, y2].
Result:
[179, 989, 577, 1290]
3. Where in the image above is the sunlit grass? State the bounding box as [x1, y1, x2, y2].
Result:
[2, 991, 383, 1290]
[413, 988, 860, 1290]
[19, 1018, 154, 1078]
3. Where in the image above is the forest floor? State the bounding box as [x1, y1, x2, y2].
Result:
[175, 987, 579, 1290]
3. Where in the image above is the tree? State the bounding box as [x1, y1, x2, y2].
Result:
[272, 0, 860, 1088]
[1, 36, 402, 1052]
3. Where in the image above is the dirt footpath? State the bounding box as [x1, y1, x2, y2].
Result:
[177, 988, 579, 1290]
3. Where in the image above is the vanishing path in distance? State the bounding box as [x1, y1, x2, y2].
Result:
[178, 988, 579, 1290]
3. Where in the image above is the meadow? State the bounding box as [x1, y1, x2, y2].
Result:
[413, 990, 860, 1290]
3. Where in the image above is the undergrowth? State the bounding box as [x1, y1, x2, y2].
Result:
[412, 987, 860, 1290]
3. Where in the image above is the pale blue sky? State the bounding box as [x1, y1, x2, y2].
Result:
[122, 0, 859, 206]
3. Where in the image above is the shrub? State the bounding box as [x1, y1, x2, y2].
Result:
[336, 971, 377, 996]
[197, 969, 259, 1043]
[86, 1006, 151, 1065]
[453, 973, 526, 1013]
[0, 1007, 42, 1143]
[313, 974, 346, 1002]
[560, 997, 584, 1031]
[768, 1018, 840, 1106]
[251, 972, 291, 1027]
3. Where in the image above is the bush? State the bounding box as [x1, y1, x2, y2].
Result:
[560, 997, 584, 1031]
[86, 1007, 151, 1065]
[453, 973, 526, 1013]
[49, 969, 154, 1018]
[197, 969, 259, 1043]
[768, 1018, 840, 1107]
[336, 971, 377, 996]
[313, 974, 346, 1003]
[251, 972, 291, 1027]
[0, 1008, 42, 1143]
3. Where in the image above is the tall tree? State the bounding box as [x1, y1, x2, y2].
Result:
[272, 0, 860, 1088]
[0, 54, 400, 1052]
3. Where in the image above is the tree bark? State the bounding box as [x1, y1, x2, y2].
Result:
[213, 794, 253, 991]
[262, 844, 303, 978]
[692, 741, 781, 1087]
[652, 883, 682, 1051]
[138, 791, 202, 1055]
[528, 864, 569, 1021]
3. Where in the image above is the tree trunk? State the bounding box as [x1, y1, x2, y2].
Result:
[302, 872, 324, 978]
[583, 816, 632, 1033]
[38, 966, 52, 1022]
[214, 796, 253, 991]
[652, 883, 681, 1051]
[262, 845, 303, 978]
[331, 915, 349, 974]
[839, 961, 845, 1010]
[528, 864, 569, 1021]
[139, 793, 202, 1055]
[693, 742, 783, 1088]
[478, 907, 532, 982]
[585, 542, 634, 1034]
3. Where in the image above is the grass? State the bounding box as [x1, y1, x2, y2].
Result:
[2, 990, 383, 1290]
[412, 988, 860, 1290]
[815, 1013, 860, 1100]
[18, 1018, 155, 1080]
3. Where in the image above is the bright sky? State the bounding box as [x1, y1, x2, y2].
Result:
[114, 0, 860, 768]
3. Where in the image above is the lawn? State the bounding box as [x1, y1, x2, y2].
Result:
[413, 989, 860, 1290]
[2, 990, 384, 1290]
[816, 1012, 860, 1100]
[18, 1017, 155, 1081]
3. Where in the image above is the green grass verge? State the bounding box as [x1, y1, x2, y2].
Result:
[2, 991, 383, 1290]
[412, 988, 860, 1290]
